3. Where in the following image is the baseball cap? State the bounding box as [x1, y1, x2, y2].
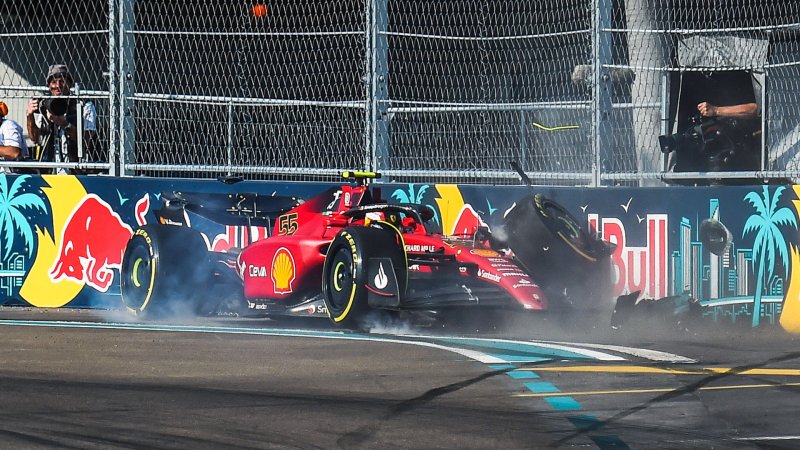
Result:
[46, 64, 74, 84]
[0, 101, 7, 117]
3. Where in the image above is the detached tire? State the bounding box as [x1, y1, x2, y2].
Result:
[120, 224, 210, 319]
[502, 194, 611, 304]
[322, 226, 406, 329]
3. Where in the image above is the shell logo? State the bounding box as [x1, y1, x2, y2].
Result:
[271, 247, 296, 295]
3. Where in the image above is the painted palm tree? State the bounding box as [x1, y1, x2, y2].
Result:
[743, 186, 797, 327]
[391, 183, 439, 225]
[0, 175, 48, 260]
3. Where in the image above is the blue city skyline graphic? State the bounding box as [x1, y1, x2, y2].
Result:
[0, 253, 26, 299]
[672, 194, 792, 326]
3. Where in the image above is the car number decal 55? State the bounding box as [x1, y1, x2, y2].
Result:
[278, 213, 298, 235]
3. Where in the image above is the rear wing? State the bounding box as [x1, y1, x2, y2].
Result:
[156, 191, 302, 227]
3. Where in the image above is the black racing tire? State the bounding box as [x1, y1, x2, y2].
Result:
[120, 224, 210, 319]
[322, 226, 407, 330]
[501, 194, 612, 306]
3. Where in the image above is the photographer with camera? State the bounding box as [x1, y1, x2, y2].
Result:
[25, 64, 96, 174]
[0, 101, 29, 174]
[660, 70, 762, 183]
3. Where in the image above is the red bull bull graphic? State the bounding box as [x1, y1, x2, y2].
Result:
[49, 194, 133, 293]
[451, 204, 487, 236]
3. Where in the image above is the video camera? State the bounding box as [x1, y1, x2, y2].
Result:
[38, 96, 69, 116]
[659, 115, 759, 173]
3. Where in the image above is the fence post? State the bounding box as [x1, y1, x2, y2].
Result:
[118, 0, 136, 176]
[107, 0, 118, 176]
[593, 0, 613, 187]
[75, 83, 84, 159]
[227, 100, 234, 175]
[519, 110, 528, 170]
[760, 69, 767, 171]
[661, 71, 670, 171]
[369, 0, 390, 176]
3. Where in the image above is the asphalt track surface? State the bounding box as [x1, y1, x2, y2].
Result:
[1, 307, 800, 449]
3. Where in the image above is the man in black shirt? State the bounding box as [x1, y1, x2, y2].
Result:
[667, 70, 761, 175]
[693, 71, 759, 120]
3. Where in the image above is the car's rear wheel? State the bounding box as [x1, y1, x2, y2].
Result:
[322, 226, 406, 329]
[120, 224, 210, 319]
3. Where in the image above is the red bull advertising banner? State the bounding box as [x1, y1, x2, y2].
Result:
[2, 174, 800, 332]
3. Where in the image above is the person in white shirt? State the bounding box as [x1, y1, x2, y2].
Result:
[0, 101, 29, 174]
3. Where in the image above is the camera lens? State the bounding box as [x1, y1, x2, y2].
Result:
[658, 134, 677, 153]
[41, 97, 69, 116]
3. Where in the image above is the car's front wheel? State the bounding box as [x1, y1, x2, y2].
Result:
[322, 226, 406, 329]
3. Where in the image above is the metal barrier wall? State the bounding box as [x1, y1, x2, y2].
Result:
[1, 1, 799, 185]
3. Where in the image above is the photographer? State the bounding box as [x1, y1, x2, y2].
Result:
[25, 64, 97, 174]
[0, 101, 29, 174]
[661, 70, 762, 181]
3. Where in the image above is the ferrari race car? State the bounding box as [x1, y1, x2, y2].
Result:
[120, 172, 613, 328]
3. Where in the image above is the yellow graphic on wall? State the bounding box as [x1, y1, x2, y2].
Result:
[434, 185, 465, 236]
[780, 185, 800, 334]
[18, 176, 86, 307]
[434, 184, 488, 237]
[781, 247, 800, 333]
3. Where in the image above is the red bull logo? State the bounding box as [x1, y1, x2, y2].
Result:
[589, 213, 668, 298]
[451, 204, 486, 236]
[134, 194, 150, 226]
[49, 194, 133, 292]
[212, 225, 269, 252]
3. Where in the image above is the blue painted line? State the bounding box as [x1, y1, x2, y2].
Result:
[0, 320, 372, 339]
[523, 381, 560, 394]
[489, 353, 551, 363]
[567, 415, 600, 431]
[434, 337, 598, 360]
[488, 364, 517, 371]
[507, 370, 539, 379]
[544, 396, 583, 411]
[590, 435, 630, 449]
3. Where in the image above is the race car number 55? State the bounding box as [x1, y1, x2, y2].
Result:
[279, 213, 298, 235]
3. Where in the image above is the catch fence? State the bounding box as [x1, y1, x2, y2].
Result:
[1, 1, 799, 185]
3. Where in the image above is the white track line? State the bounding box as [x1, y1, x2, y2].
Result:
[540, 340, 697, 364]
[0, 320, 508, 364]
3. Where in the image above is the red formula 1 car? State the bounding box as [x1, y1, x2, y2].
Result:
[120, 172, 613, 328]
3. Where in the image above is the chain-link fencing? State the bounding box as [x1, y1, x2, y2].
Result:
[1, 1, 798, 185]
